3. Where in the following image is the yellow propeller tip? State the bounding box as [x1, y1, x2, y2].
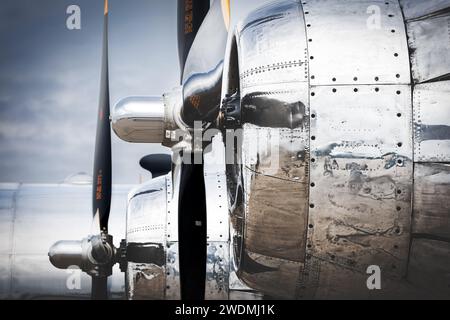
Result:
[221, 0, 230, 30]
[104, 0, 108, 15]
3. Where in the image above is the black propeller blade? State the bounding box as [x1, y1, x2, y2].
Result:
[177, 0, 210, 83]
[176, 0, 230, 300]
[180, 0, 230, 127]
[91, 0, 112, 300]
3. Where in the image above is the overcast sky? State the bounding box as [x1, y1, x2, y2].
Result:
[0, 0, 272, 184]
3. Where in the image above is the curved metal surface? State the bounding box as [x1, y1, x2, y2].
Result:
[125, 175, 181, 300]
[405, 11, 450, 83]
[237, 0, 309, 90]
[227, 0, 311, 299]
[400, 0, 450, 21]
[111, 96, 165, 143]
[181, 0, 229, 127]
[407, 238, 450, 299]
[412, 163, 450, 240]
[165, 165, 181, 300]
[222, 0, 450, 299]
[413, 81, 450, 162]
[0, 183, 129, 299]
[303, 0, 410, 86]
[307, 84, 413, 298]
[203, 134, 230, 299]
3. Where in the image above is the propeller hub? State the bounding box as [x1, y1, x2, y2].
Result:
[48, 233, 117, 278]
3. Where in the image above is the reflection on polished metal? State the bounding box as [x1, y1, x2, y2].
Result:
[305, 0, 410, 86]
[125, 176, 168, 299]
[400, 0, 450, 20]
[410, 163, 450, 298]
[413, 163, 450, 239]
[221, 0, 450, 299]
[308, 85, 413, 298]
[204, 139, 230, 299]
[406, 12, 450, 83]
[180, 0, 229, 127]
[227, 0, 311, 299]
[0, 183, 129, 299]
[111, 96, 165, 143]
[15, 0, 450, 300]
[413, 81, 450, 162]
[107, 0, 450, 299]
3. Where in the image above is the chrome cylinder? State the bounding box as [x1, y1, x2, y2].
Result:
[111, 96, 165, 143]
[48, 240, 84, 269]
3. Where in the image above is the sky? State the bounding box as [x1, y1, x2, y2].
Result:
[0, 0, 272, 184]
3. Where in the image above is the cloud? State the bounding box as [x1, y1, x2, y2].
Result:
[0, 0, 271, 184]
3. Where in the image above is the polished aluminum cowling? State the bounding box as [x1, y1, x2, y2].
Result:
[124, 142, 238, 299]
[223, 0, 450, 299]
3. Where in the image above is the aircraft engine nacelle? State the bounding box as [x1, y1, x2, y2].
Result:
[222, 0, 450, 299]
[122, 156, 240, 300]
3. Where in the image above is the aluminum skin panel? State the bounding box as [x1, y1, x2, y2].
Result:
[126, 262, 165, 300]
[303, 0, 410, 86]
[165, 167, 181, 300]
[204, 135, 229, 242]
[205, 242, 229, 300]
[126, 177, 167, 244]
[307, 85, 413, 296]
[125, 177, 169, 300]
[230, 0, 310, 299]
[413, 81, 450, 162]
[407, 238, 450, 299]
[413, 163, 450, 239]
[241, 123, 309, 261]
[406, 13, 450, 83]
[204, 135, 230, 299]
[165, 242, 181, 300]
[237, 1, 309, 89]
[400, 0, 450, 21]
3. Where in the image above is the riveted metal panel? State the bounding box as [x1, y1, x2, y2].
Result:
[238, 120, 308, 298]
[166, 168, 178, 242]
[127, 262, 165, 300]
[237, 251, 302, 299]
[302, 0, 410, 85]
[125, 177, 168, 300]
[406, 13, 450, 83]
[204, 135, 229, 242]
[165, 171, 180, 300]
[126, 178, 166, 244]
[307, 85, 413, 288]
[241, 125, 309, 261]
[413, 163, 450, 239]
[165, 242, 180, 300]
[237, 1, 308, 89]
[400, 0, 450, 21]
[240, 82, 310, 263]
[232, 4, 311, 290]
[205, 242, 229, 300]
[413, 81, 450, 162]
[203, 136, 231, 300]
